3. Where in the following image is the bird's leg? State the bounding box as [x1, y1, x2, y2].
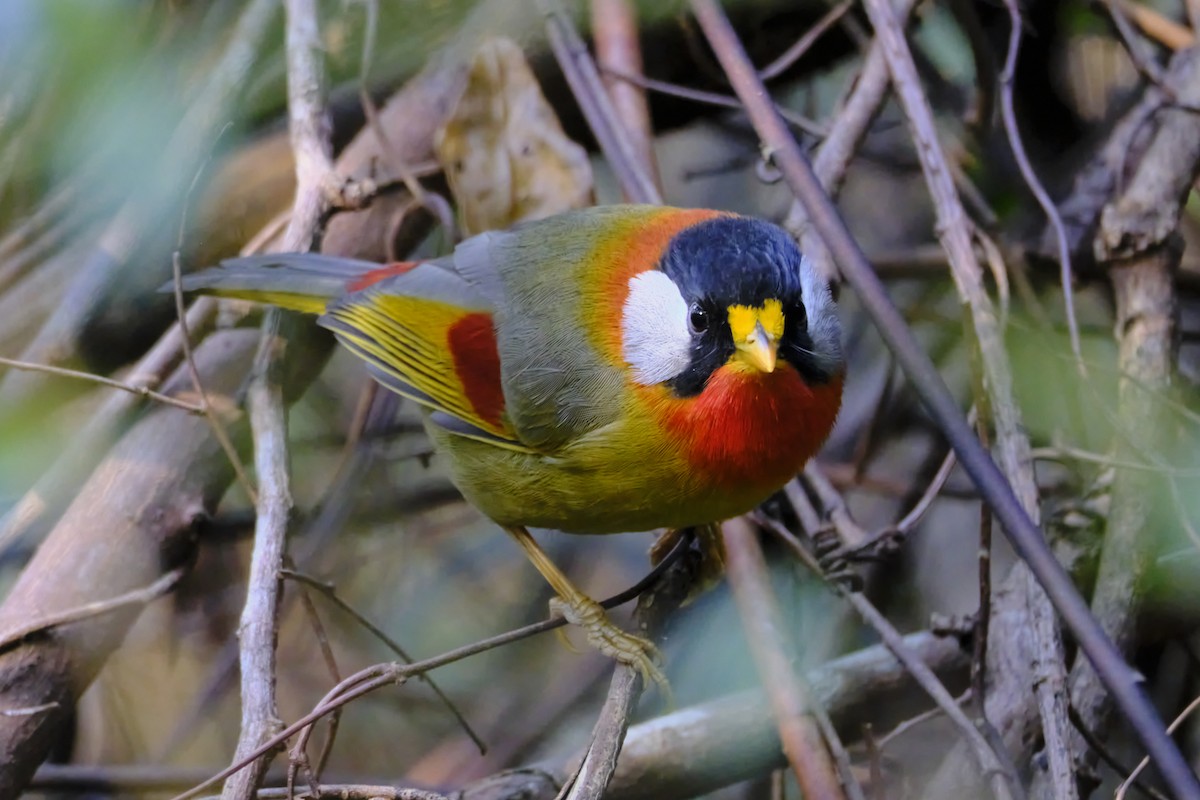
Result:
[649, 522, 725, 597]
[503, 526, 667, 692]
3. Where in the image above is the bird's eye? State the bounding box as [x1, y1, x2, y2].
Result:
[688, 304, 709, 334]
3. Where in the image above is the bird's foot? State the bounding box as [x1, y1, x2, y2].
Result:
[650, 522, 725, 601]
[549, 595, 668, 694]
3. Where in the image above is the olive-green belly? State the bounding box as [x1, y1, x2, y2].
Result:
[424, 418, 777, 534]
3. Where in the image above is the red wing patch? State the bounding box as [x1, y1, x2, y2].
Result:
[447, 313, 505, 429]
[347, 261, 423, 292]
[320, 292, 525, 449]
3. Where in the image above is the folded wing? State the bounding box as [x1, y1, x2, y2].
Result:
[320, 262, 529, 450]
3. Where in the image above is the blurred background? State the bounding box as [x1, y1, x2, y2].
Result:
[2, 0, 1200, 798]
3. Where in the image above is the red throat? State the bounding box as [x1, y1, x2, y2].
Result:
[659, 366, 844, 492]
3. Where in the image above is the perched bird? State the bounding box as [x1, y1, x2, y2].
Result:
[176, 204, 845, 686]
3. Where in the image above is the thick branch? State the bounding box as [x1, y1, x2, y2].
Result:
[1067, 45, 1199, 775]
[0, 330, 260, 796]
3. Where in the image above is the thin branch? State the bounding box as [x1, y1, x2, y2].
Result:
[599, 66, 828, 137]
[1067, 704, 1170, 800]
[222, 0, 340, 796]
[998, 0, 1084, 374]
[593, 0, 662, 196]
[723, 517, 846, 800]
[769, 499, 1019, 800]
[0, 568, 185, 655]
[542, 0, 660, 204]
[288, 572, 342, 789]
[561, 538, 696, 800]
[0, 356, 204, 414]
[221, 317, 293, 800]
[783, 0, 921, 281]
[894, 443, 957, 535]
[1116, 692, 1200, 799]
[169, 119, 260, 508]
[173, 254, 257, 504]
[166, 540, 692, 800]
[279, 570, 484, 754]
[256, 787, 446, 800]
[759, 0, 856, 81]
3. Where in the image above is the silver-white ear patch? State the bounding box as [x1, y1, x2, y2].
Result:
[621, 270, 692, 385]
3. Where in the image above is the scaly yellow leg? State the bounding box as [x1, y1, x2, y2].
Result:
[504, 526, 667, 692]
[649, 522, 726, 601]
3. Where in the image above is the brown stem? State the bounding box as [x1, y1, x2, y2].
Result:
[592, 0, 662, 196]
[722, 517, 846, 800]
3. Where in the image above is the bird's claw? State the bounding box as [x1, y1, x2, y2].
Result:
[549, 596, 669, 695]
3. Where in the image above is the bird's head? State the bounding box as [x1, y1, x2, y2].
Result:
[620, 215, 844, 396]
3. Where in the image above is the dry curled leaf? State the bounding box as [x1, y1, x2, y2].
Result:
[435, 37, 593, 235]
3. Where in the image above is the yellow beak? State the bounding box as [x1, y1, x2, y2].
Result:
[736, 320, 778, 373]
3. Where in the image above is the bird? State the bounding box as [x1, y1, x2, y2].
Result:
[174, 204, 845, 688]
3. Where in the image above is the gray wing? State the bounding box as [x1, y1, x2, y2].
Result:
[446, 209, 634, 452]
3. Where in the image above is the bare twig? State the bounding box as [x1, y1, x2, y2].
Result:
[783, 0, 920, 281]
[288, 573, 342, 788]
[256, 787, 447, 800]
[1116, 692, 1200, 799]
[894, 444, 957, 535]
[723, 517, 846, 800]
[599, 66, 828, 137]
[593, 0, 662, 196]
[222, 0, 341, 796]
[542, 0, 660, 204]
[1117, 0, 1194, 50]
[279, 570, 484, 754]
[759, 0, 856, 80]
[774, 493, 1018, 799]
[166, 541, 692, 800]
[998, 0, 1084, 375]
[0, 569, 184, 655]
[686, 1, 1199, 795]
[561, 541, 696, 800]
[221, 320, 293, 800]
[174, 254, 258, 505]
[0, 356, 203, 413]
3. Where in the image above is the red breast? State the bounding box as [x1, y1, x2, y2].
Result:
[657, 365, 843, 492]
